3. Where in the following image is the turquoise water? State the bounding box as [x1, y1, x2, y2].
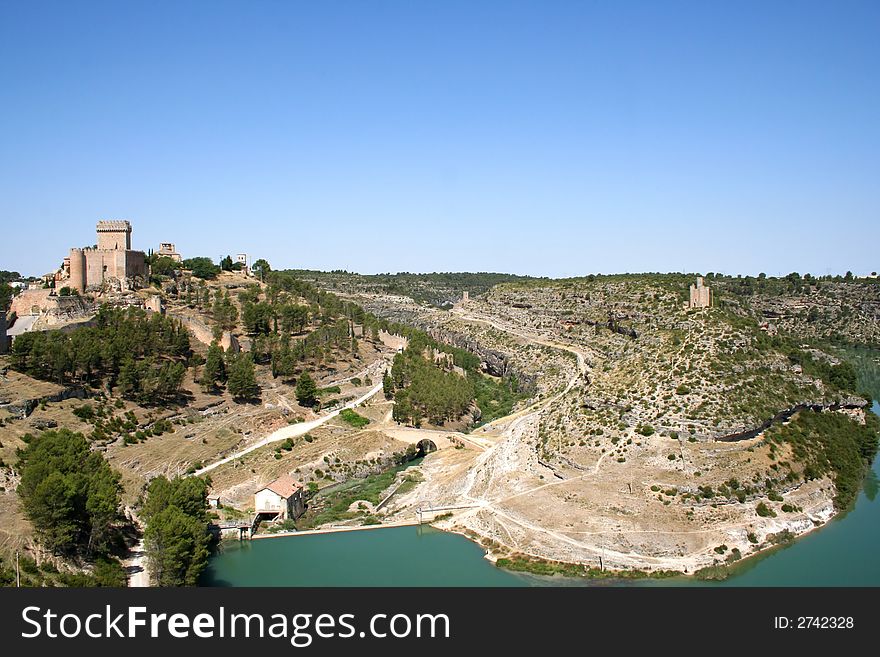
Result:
[204, 402, 880, 587]
[201, 524, 524, 587]
[665, 400, 880, 587]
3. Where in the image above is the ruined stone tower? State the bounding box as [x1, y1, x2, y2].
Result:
[688, 276, 711, 309]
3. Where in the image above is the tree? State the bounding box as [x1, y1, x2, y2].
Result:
[383, 371, 394, 399]
[220, 255, 234, 271]
[212, 290, 238, 330]
[141, 475, 210, 522]
[252, 258, 271, 282]
[17, 429, 121, 556]
[295, 371, 318, 407]
[182, 257, 220, 280]
[145, 506, 210, 586]
[227, 352, 260, 401]
[271, 341, 297, 379]
[0, 281, 15, 310]
[201, 342, 226, 391]
[279, 304, 309, 334]
[241, 301, 273, 335]
[142, 476, 211, 587]
[150, 256, 180, 277]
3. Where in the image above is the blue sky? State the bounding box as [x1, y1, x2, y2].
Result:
[1, 0, 878, 278]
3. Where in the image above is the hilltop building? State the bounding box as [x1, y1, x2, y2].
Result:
[688, 277, 712, 309]
[157, 242, 182, 262]
[254, 474, 305, 521]
[236, 253, 248, 275]
[65, 221, 147, 292]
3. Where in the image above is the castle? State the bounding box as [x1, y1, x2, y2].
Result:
[688, 276, 712, 309]
[157, 242, 182, 262]
[65, 220, 147, 292]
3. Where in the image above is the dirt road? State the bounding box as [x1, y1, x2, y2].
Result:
[193, 381, 385, 476]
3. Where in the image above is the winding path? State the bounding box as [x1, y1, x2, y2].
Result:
[193, 381, 385, 476]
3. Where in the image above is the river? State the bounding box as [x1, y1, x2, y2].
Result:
[203, 402, 880, 587]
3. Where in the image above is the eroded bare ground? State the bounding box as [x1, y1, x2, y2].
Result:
[4, 272, 874, 575]
[374, 295, 846, 574]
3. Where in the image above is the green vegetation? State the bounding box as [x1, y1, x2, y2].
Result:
[0, 282, 15, 310]
[251, 258, 271, 281]
[295, 371, 318, 407]
[284, 270, 535, 308]
[226, 352, 259, 401]
[148, 255, 181, 278]
[764, 409, 880, 509]
[831, 343, 880, 403]
[17, 429, 122, 556]
[471, 372, 529, 425]
[182, 257, 220, 280]
[211, 289, 238, 331]
[339, 408, 370, 428]
[495, 555, 679, 580]
[200, 342, 226, 391]
[756, 502, 776, 517]
[11, 306, 191, 404]
[389, 344, 474, 426]
[297, 461, 418, 529]
[0, 553, 126, 587]
[142, 476, 212, 587]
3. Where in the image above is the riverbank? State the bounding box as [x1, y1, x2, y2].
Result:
[203, 430, 880, 586]
[250, 518, 420, 540]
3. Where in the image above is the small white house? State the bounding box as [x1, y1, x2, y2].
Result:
[254, 474, 305, 520]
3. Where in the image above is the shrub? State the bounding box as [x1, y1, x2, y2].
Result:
[339, 408, 370, 428]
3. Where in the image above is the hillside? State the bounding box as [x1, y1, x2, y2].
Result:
[316, 271, 879, 575]
[3, 268, 878, 583]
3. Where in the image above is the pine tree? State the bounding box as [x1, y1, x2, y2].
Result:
[383, 370, 394, 399]
[227, 353, 259, 401]
[295, 371, 318, 407]
[201, 342, 226, 391]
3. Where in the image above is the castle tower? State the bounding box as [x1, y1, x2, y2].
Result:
[96, 220, 132, 251]
[68, 248, 87, 293]
[688, 276, 711, 309]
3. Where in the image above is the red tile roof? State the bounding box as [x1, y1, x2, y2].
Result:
[259, 474, 303, 499]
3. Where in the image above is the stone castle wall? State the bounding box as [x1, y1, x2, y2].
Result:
[67, 220, 146, 292]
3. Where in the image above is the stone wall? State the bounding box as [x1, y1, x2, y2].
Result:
[9, 289, 53, 316]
